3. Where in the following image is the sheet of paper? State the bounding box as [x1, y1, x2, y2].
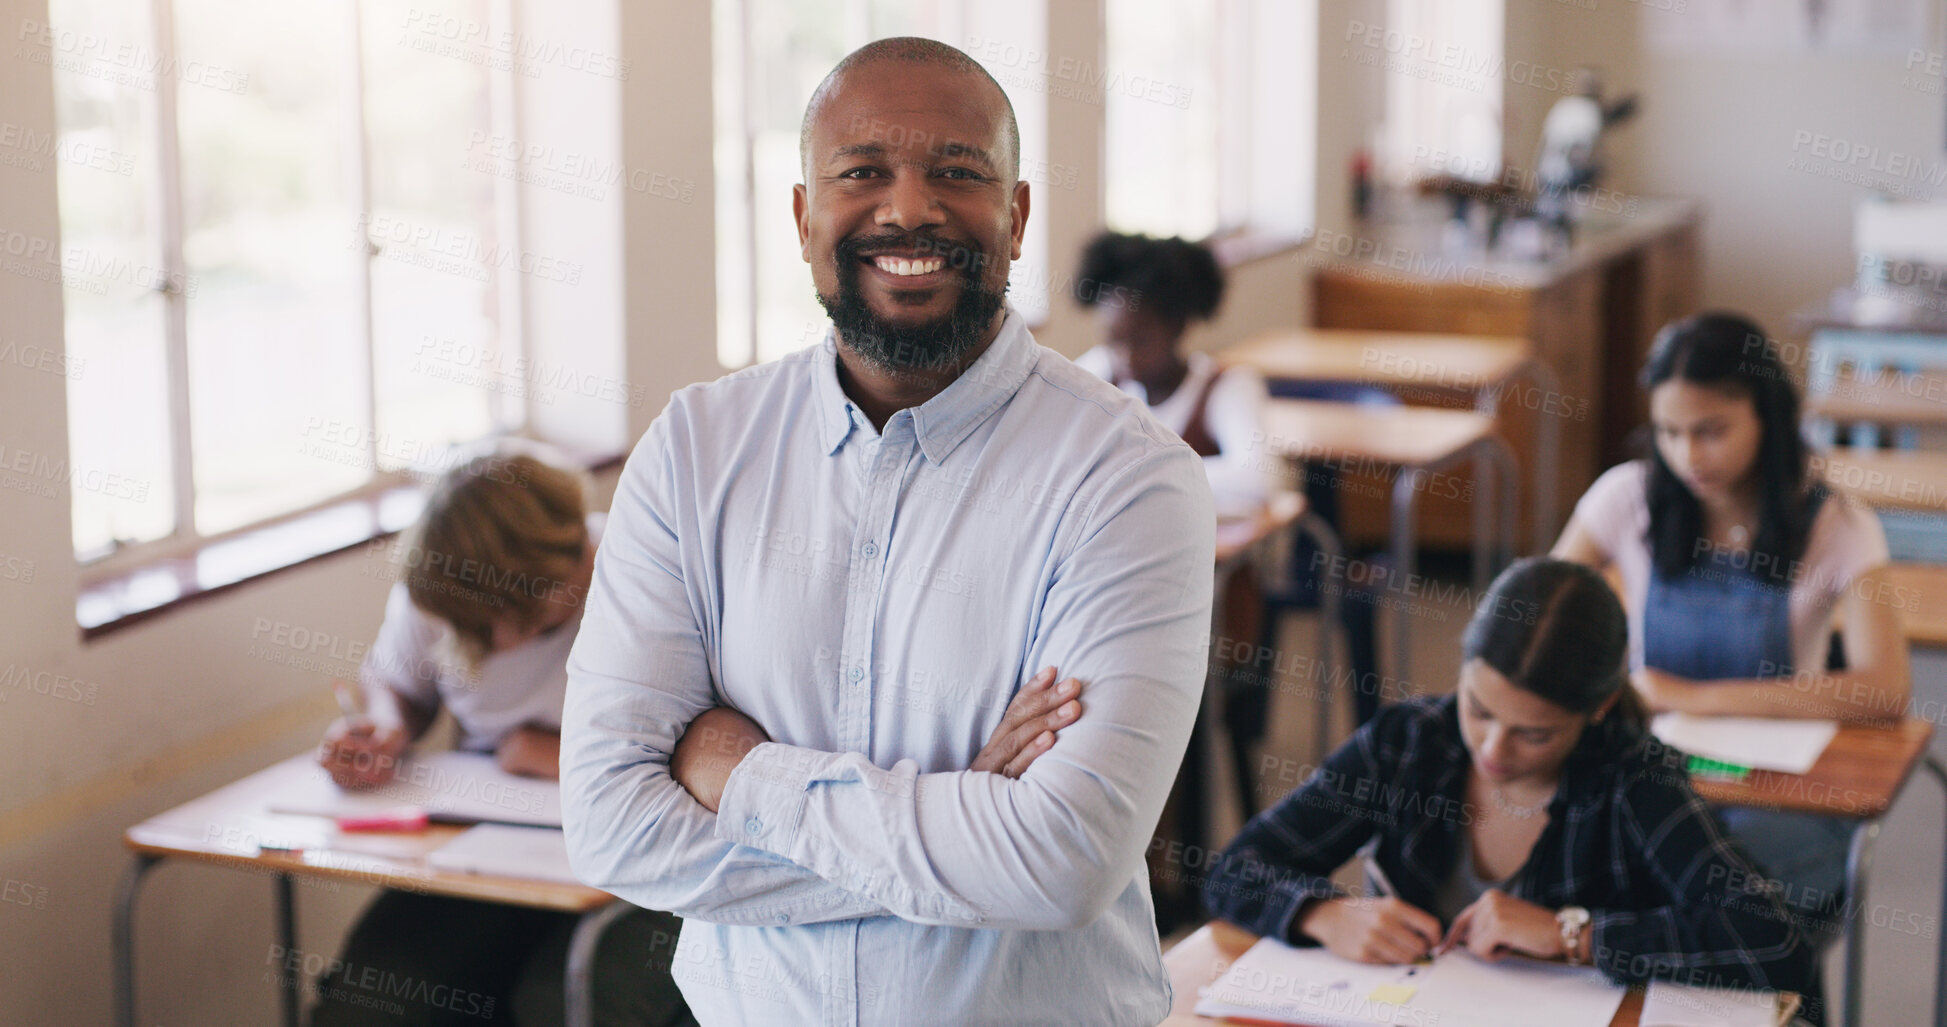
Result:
[427, 824, 581, 885]
[1641, 980, 1784, 1027]
[1195, 938, 1625, 1027]
[1652, 714, 1839, 775]
[268, 751, 562, 827]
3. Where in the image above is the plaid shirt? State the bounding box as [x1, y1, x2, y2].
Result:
[1202, 695, 1817, 995]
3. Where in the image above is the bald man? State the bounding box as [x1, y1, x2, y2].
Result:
[563, 38, 1214, 1025]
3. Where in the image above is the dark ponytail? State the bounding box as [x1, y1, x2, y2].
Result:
[1463, 557, 1643, 732]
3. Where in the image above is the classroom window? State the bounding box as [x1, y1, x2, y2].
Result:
[1380, 0, 1503, 184]
[48, 0, 521, 566]
[711, 0, 1049, 369]
[1104, 0, 1316, 243]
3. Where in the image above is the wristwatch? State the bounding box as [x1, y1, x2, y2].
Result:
[1556, 906, 1591, 965]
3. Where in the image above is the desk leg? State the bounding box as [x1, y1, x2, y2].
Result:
[1921, 756, 1947, 1027]
[1389, 468, 1427, 686]
[274, 872, 299, 1027]
[1841, 820, 1882, 1027]
[565, 900, 634, 1027]
[1297, 509, 1344, 758]
[1471, 444, 1494, 599]
[113, 853, 161, 1027]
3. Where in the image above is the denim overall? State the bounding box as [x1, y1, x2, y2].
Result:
[1643, 532, 1853, 943]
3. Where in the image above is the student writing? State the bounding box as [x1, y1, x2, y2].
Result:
[1201, 558, 1817, 1006]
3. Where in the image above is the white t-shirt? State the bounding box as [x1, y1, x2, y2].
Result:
[1568, 461, 1889, 675]
[1073, 346, 1280, 516]
[359, 513, 604, 752]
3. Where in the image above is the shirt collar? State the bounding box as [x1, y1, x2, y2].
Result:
[813, 307, 1038, 463]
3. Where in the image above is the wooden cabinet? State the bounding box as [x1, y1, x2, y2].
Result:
[1308, 201, 1703, 550]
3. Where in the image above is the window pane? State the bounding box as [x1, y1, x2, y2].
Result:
[47, 0, 176, 558]
[173, 0, 369, 534]
[716, 1, 1050, 367]
[1105, 0, 1219, 239]
[362, 0, 502, 473]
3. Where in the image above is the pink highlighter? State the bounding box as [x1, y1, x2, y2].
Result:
[336, 807, 430, 832]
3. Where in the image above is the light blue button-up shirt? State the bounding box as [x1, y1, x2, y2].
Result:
[562, 309, 1214, 1026]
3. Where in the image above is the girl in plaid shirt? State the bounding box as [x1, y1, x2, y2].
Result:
[1204, 558, 1820, 1018]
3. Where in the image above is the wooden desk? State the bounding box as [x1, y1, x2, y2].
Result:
[1223, 328, 1560, 551]
[1687, 719, 1946, 1027]
[1160, 921, 1649, 1027]
[115, 755, 622, 1027]
[1886, 562, 1947, 648]
[1814, 447, 1947, 516]
[1255, 400, 1518, 683]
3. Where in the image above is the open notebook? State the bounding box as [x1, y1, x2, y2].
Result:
[427, 824, 581, 885]
[269, 751, 562, 827]
[1195, 937, 1625, 1027]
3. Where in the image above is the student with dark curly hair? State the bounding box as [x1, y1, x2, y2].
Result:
[1071, 231, 1280, 515]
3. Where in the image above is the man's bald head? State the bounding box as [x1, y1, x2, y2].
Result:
[799, 36, 1020, 183]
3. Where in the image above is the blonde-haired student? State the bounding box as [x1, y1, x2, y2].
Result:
[311, 444, 692, 1027]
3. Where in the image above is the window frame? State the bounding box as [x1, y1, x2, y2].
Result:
[64, 0, 532, 581]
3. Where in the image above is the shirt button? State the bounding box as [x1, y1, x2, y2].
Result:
[745, 817, 762, 836]
[773, 912, 790, 924]
[862, 541, 877, 557]
[848, 666, 864, 683]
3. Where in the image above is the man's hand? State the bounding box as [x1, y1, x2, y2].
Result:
[1298, 896, 1442, 964]
[1438, 889, 1563, 961]
[673, 706, 772, 813]
[1632, 667, 1697, 714]
[971, 667, 1084, 778]
[496, 725, 562, 780]
[317, 717, 409, 789]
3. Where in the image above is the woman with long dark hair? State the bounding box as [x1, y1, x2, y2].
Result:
[1203, 558, 1815, 1007]
[1554, 311, 1910, 940]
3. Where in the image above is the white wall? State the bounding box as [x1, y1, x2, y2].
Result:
[1504, 0, 1946, 341]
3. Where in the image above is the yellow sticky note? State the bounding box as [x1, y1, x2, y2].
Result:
[1369, 983, 1417, 1005]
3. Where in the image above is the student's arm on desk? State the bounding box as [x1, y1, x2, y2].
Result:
[319, 599, 445, 788]
[1591, 762, 1818, 993]
[1639, 562, 1911, 723]
[559, 426, 890, 927]
[1201, 710, 1436, 961]
[713, 448, 1215, 931]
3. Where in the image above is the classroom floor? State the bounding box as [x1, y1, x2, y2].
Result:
[1189, 562, 1947, 1027]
